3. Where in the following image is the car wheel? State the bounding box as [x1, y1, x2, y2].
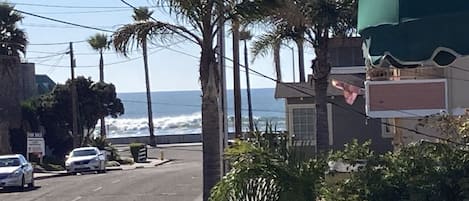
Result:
[28, 175, 34, 189]
[98, 163, 106, 174]
[18, 176, 25, 191]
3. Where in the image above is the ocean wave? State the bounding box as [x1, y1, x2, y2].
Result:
[96, 113, 285, 138]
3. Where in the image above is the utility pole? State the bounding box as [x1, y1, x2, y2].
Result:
[217, 0, 228, 176]
[69, 42, 80, 148]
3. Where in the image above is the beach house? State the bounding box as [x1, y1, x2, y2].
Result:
[275, 37, 392, 153]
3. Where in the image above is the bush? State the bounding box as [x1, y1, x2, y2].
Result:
[129, 143, 145, 162]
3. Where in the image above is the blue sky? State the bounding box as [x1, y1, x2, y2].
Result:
[8, 0, 312, 93]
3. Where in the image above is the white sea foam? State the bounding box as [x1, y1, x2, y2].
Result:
[96, 113, 286, 138]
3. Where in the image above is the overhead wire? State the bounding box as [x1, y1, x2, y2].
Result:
[8, 2, 166, 9]
[11, 3, 465, 145]
[13, 9, 115, 33]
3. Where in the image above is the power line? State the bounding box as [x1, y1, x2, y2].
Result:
[121, 100, 285, 114]
[9, 2, 165, 9]
[34, 9, 131, 15]
[14, 9, 114, 33]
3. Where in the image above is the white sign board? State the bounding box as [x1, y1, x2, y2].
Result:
[27, 132, 43, 138]
[27, 138, 45, 156]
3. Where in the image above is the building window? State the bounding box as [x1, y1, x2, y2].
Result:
[381, 118, 395, 138]
[288, 105, 316, 147]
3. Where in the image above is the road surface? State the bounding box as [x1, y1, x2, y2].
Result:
[0, 145, 202, 201]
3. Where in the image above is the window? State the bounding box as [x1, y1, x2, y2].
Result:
[381, 118, 395, 138]
[288, 105, 316, 147]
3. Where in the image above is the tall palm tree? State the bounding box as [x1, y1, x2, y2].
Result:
[240, 30, 254, 132]
[113, 7, 158, 146]
[249, 0, 357, 152]
[303, 0, 358, 152]
[251, 29, 284, 82]
[230, 2, 243, 138]
[114, 1, 226, 199]
[0, 3, 27, 154]
[87, 33, 110, 138]
[0, 3, 27, 57]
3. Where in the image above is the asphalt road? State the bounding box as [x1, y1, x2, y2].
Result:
[0, 145, 203, 201]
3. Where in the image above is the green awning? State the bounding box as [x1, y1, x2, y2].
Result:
[358, 0, 469, 68]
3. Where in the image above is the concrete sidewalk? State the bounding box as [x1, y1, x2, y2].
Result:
[34, 158, 171, 180]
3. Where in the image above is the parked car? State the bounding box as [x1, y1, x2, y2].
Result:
[328, 159, 367, 173]
[65, 147, 106, 174]
[0, 154, 34, 190]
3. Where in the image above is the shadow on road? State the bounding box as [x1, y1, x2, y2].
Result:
[0, 186, 41, 193]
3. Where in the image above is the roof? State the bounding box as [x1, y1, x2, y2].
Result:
[358, 0, 469, 68]
[0, 154, 21, 159]
[72, 147, 98, 151]
[275, 74, 365, 99]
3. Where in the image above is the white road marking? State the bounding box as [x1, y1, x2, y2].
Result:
[71, 196, 82, 201]
[111, 179, 120, 184]
[93, 186, 103, 192]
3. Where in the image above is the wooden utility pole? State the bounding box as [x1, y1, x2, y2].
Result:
[70, 42, 80, 148]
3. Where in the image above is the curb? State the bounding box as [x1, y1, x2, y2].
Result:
[34, 172, 68, 180]
[33, 160, 172, 180]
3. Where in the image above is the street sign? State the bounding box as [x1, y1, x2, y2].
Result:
[27, 137, 45, 156]
[27, 132, 43, 138]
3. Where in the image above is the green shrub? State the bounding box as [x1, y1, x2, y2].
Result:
[129, 143, 145, 162]
[41, 163, 65, 171]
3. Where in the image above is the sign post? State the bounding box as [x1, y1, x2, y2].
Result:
[27, 132, 45, 164]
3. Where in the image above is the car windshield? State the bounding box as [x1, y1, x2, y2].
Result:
[71, 149, 97, 157]
[0, 158, 21, 167]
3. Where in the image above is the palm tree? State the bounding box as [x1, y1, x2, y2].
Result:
[114, 1, 226, 199]
[87, 33, 110, 138]
[0, 3, 27, 57]
[303, 0, 358, 152]
[0, 3, 27, 154]
[239, 29, 254, 132]
[250, 0, 357, 152]
[251, 29, 284, 82]
[113, 7, 158, 146]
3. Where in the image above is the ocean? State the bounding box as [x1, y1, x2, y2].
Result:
[101, 88, 285, 138]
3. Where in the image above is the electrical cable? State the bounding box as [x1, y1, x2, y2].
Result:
[13, 9, 115, 33]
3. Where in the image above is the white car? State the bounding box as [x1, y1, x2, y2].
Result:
[65, 147, 106, 174]
[0, 154, 34, 190]
[328, 160, 367, 173]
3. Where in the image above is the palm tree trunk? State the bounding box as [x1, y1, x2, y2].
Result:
[296, 38, 306, 83]
[274, 41, 282, 82]
[244, 40, 254, 132]
[142, 40, 156, 146]
[0, 56, 21, 154]
[232, 18, 242, 138]
[314, 36, 330, 152]
[99, 51, 106, 138]
[201, 44, 222, 201]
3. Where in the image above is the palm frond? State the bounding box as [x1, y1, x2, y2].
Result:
[112, 21, 178, 56]
[87, 33, 110, 51]
[251, 29, 284, 61]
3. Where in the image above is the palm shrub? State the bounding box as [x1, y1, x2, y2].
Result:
[129, 142, 145, 162]
[210, 124, 327, 201]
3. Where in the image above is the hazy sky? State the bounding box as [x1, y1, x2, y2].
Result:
[9, 0, 313, 93]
